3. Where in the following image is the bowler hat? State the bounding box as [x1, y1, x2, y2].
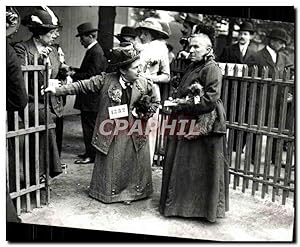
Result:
[6, 6, 20, 37]
[108, 42, 140, 67]
[75, 22, 99, 37]
[184, 13, 202, 26]
[268, 28, 289, 44]
[115, 26, 137, 42]
[22, 6, 60, 29]
[136, 17, 169, 39]
[239, 22, 254, 33]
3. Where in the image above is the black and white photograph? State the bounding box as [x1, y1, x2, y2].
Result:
[4, 2, 296, 242]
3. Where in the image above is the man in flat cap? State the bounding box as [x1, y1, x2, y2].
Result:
[68, 22, 107, 164]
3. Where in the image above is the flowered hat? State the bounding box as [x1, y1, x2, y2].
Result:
[22, 6, 60, 30]
[108, 42, 140, 67]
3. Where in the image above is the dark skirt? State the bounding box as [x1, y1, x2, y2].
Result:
[159, 134, 229, 222]
[89, 133, 153, 203]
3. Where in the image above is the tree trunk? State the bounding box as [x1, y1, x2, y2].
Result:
[98, 7, 116, 60]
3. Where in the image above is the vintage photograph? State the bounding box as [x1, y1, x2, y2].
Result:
[5, 4, 295, 242]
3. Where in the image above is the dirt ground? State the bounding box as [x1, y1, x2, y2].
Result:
[19, 114, 295, 241]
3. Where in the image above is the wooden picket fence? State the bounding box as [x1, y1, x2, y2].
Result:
[6, 54, 53, 215]
[155, 59, 295, 206]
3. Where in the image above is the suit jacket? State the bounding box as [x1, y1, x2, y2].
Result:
[6, 41, 28, 112]
[174, 57, 227, 135]
[55, 72, 159, 154]
[72, 42, 107, 112]
[14, 38, 64, 117]
[255, 47, 293, 79]
[218, 42, 257, 66]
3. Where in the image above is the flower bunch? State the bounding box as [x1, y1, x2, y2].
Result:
[132, 88, 157, 120]
[108, 87, 122, 103]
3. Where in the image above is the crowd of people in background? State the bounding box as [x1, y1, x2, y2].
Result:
[6, 6, 294, 224]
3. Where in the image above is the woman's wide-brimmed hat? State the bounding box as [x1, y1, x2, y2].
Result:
[136, 17, 169, 39]
[75, 22, 99, 37]
[6, 6, 21, 37]
[239, 21, 255, 33]
[108, 42, 140, 67]
[115, 26, 137, 42]
[22, 6, 60, 30]
[268, 28, 289, 44]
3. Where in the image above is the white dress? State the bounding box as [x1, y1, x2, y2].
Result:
[138, 40, 170, 163]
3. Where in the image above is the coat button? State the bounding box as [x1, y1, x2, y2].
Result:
[112, 189, 115, 195]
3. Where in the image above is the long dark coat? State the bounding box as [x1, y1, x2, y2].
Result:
[72, 42, 107, 112]
[159, 57, 229, 222]
[55, 72, 159, 203]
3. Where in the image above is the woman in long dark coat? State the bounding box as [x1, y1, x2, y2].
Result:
[159, 28, 229, 222]
[45, 43, 160, 204]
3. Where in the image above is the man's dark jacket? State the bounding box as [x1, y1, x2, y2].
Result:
[218, 42, 257, 66]
[72, 42, 107, 112]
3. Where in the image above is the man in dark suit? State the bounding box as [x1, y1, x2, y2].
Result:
[218, 22, 257, 152]
[219, 21, 257, 66]
[69, 22, 107, 164]
[256, 28, 293, 78]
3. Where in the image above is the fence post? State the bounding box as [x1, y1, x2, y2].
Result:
[252, 66, 268, 196]
[232, 64, 241, 189]
[44, 61, 50, 204]
[243, 65, 257, 191]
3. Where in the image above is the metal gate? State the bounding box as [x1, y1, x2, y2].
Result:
[6, 54, 54, 215]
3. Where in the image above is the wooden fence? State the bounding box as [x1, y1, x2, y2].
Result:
[155, 59, 295, 205]
[6, 54, 54, 215]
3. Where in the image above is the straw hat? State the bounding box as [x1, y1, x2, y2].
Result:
[136, 17, 169, 39]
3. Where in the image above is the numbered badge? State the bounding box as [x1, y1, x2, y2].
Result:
[108, 104, 129, 119]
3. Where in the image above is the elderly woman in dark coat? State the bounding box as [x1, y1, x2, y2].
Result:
[14, 6, 63, 181]
[159, 26, 229, 223]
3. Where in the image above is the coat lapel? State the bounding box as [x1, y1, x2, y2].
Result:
[262, 48, 275, 68]
[232, 43, 242, 63]
[107, 75, 123, 107]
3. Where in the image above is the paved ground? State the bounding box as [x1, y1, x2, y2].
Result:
[19, 114, 295, 241]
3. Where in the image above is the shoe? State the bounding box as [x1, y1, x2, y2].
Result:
[123, 200, 132, 205]
[77, 153, 87, 159]
[74, 157, 94, 164]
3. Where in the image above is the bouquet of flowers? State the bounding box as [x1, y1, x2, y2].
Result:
[132, 88, 157, 121]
